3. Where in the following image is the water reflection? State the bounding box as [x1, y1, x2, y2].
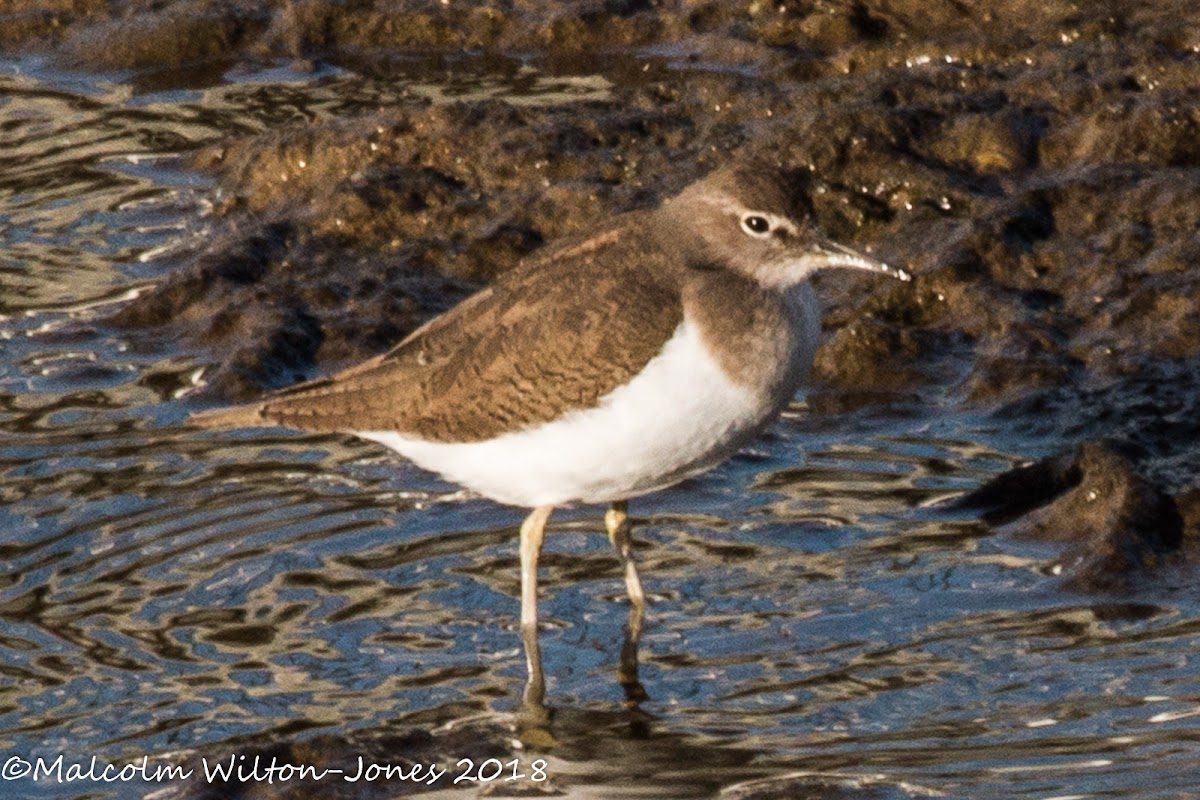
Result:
[3, 56, 1200, 800]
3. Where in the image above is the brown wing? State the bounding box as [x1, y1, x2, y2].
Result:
[194, 215, 686, 443]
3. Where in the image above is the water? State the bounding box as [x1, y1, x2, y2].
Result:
[2, 56, 1199, 800]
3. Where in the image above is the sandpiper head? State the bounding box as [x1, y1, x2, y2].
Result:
[666, 163, 911, 288]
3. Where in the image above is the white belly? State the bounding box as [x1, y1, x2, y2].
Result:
[358, 299, 816, 508]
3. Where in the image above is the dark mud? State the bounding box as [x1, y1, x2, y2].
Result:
[5, 0, 1200, 794]
[7, 0, 1191, 583]
[956, 439, 1186, 592]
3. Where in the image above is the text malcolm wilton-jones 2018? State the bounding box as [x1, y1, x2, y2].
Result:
[3, 753, 550, 786]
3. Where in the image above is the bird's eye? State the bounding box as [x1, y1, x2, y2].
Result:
[741, 214, 772, 237]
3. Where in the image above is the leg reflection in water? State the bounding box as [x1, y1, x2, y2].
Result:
[519, 502, 650, 729]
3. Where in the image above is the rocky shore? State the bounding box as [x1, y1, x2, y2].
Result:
[6, 0, 1198, 692]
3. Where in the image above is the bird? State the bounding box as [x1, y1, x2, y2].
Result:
[188, 161, 910, 708]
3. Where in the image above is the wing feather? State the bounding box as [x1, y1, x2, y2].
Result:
[190, 214, 686, 443]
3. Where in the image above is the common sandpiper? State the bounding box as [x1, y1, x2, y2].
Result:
[189, 161, 910, 708]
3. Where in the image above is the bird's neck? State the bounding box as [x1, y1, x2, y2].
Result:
[681, 270, 815, 393]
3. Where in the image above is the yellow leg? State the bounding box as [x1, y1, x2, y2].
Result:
[519, 505, 553, 712]
[606, 500, 649, 705]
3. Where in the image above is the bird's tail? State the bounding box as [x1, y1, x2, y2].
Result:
[187, 403, 274, 430]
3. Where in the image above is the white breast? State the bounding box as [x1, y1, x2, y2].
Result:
[359, 289, 818, 508]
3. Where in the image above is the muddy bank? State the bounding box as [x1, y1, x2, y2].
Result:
[6, 2, 1196, 567]
[956, 440, 1191, 592]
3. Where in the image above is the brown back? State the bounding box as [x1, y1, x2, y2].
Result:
[255, 214, 687, 442]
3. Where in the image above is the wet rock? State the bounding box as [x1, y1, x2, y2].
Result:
[9, 0, 1193, 493]
[58, 1, 268, 70]
[811, 316, 924, 395]
[930, 107, 1044, 174]
[107, 99, 715, 399]
[986, 357, 1200, 494]
[957, 440, 1183, 592]
[1041, 99, 1200, 170]
[960, 327, 1080, 406]
[108, 219, 464, 400]
[0, 0, 105, 50]
[1176, 487, 1200, 536]
[4, 1, 699, 68]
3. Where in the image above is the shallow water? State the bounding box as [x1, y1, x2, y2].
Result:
[2, 58, 1199, 800]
